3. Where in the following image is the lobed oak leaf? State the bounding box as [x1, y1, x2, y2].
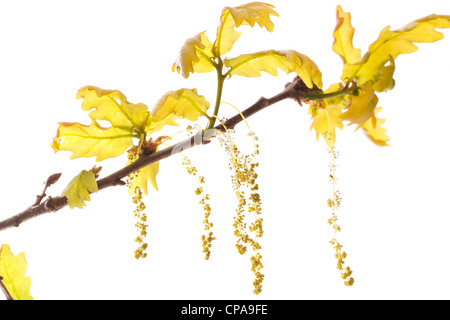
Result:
[372, 57, 396, 93]
[62, 170, 98, 209]
[51, 121, 134, 161]
[52, 86, 193, 162]
[212, 2, 279, 57]
[340, 83, 379, 129]
[172, 32, 215, 79]
[0, 244, 33, 300]
[77, 86, 151, 134]
[224, 49, 323, 89]
[361, 108, 390, 146]
[309, 84, 346, 147]
[332, 5, 361, 65]
[128, 162, 159, 196]
[152, 88, 210, 122]
[144, 114, 181, 139]
[310, 104, 344, 147]
[342, 14, 450, 85]
[51, 87, 156, 161]
[126, 138, 166, 194]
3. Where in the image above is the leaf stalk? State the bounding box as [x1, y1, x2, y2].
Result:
[206, 60, 226, 131]
[303, 84, 358, 101]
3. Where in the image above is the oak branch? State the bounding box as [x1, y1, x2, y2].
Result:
[0, 76, 311, 231]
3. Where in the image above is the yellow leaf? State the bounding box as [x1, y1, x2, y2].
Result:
[361, 108, 390, 146]
[342, 14, 450, 84]
[62, 170, 98, 209]
[52, 87, 153, 161]
[372, 58, 396, 93]
[224, 49, 323, 89]
[152, 88, 210, 122]
[128, 162, 159, 195]
[0, 244, 33, 300]
[340, 83, 379, 129]
[52, 87, 189, 161]
[310, 104, 344, 147]
[77, 86, 151, 134]
[212, 2, 279, 57]
[309, 84, 346, 147]
[51, 122, 134, 161]
[332, 5, 361, 64]
[172, 32, 216, 79]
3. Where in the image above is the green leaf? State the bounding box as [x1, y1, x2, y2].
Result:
[0, 244, 33, 300]
[62, 170, 98, 209]
[224, 49, 323, 89]
[212, 2, 279, 57]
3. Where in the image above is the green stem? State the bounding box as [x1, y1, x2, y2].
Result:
[303, 85, 357, 101]
[136, 133, 146, 156]
[206, 61, 225, 131]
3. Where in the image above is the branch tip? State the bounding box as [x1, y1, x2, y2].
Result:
[46, 173, 62, 186]
[33, 172, 63, 207]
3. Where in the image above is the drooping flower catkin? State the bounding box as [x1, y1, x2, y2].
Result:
[126, 151, 149, 260]
[181, 155, 215, 260]
[217, 128, 264, 295]
[328, 145, 354, 286]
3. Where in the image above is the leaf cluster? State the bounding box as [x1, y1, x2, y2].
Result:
[173, 2, 322, 89]
[311, 6, 450, 147]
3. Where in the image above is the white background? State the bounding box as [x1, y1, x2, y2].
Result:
[1, 0, 450, 300]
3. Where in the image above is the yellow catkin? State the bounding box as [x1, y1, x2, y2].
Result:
[127, 152, 149, 260]
[181, 155, 215, 260]
[328, 145, 354, 286]
[217, 127, 264, 295]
